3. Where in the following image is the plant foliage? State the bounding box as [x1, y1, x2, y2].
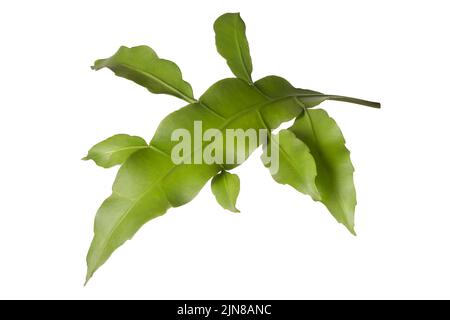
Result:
[84, 12, 380, 282]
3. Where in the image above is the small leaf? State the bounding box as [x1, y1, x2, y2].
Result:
[86, 76, 377, 281]
[211, 171, 240, 213]
[289, 109, 357, 234]
[83, 134, 148, 168]
[92, 45, 196, 103]
[214, 13, 253, 83]
[262, 130, 320, 201]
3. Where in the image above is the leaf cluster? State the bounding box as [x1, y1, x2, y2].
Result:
[84, 13, 380, 282]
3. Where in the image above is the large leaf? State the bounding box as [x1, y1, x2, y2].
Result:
[261, 130, 320, 200]
[92, 45, 196, 103]
[211, 171, 240, 212]
[86, 75, 378, 281]
[214, 13, 253, 83]
[83, 134, 148, 168]
[288, 109, 357, 234]
[86, 76, 320, 282]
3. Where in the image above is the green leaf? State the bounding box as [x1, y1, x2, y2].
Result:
[211, 171, 240, 213]
[86, 76, 322, 282]
[288, 109, 357, 234]
[86, 13, 381, 281]
[86, 75, 377, 281]
[83, 134, 148, 168]
[92, 45, 196, 103]
[214, 13, 253, 83]
[261, 130, 320, 201]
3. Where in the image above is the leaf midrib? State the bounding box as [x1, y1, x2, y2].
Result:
[232, 15, 252, 82]
[116, 62, 196, 103]
[102, 145, 148, 155]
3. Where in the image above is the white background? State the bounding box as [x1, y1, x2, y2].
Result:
[1, 0, 449, 299]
